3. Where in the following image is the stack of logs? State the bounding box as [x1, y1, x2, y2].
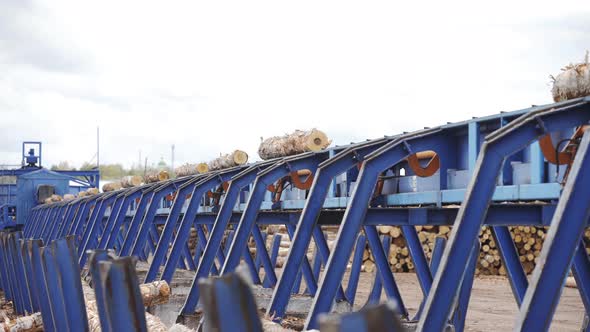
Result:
[363, 225, 552, 276]
[185, 224, 590, 278]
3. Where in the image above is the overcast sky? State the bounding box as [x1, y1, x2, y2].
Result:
[1, 1, 589, 169]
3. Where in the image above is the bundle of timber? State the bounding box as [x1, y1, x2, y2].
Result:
[258, 129, 331, 160]
[102, 181, 122, 192]
[145, 170, 170, 183]
[244, 224, 584, 277]
[249, 225, 337, 269]
[476, 227, 503, 275]
[506, 226, 547, 275]
[121, 175, 143, 188]
[361, 225, 556, 276]
[364, 226, 451, 273]
[208, 150, 248, 171]
[175, 163, 208, 177]
[551, 51, 590, 102]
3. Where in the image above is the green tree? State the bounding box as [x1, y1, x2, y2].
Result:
[98, 163, 126, 180]
[50, 161, 75, 171]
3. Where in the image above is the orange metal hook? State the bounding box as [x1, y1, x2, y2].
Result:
[407, 151, 440, 177]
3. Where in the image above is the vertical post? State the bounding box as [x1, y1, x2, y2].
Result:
[516, 129, 590, 331]
[468, 121, 480, 173]
[53, 236, 89, 331]
[99, 258, 148, 332]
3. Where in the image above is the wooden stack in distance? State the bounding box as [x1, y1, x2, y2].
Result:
[358, 225, 551, 276]
[258, 129, 331, 160]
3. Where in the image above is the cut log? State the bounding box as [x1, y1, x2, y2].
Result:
[208, 150, 249, 171]
[102, 181, 122, 192]
[552, 52, 590, 102]
[139, 280, 171, 306]
[389, 227, 401, 238]
[0, 313, 43, 332]
[175, 163, 197, 177]
[63, 194, 76, 201]
[378, 226, 392, 234]
[144, 170, 170, 184]
[196, 163, 209, 174]
[364, 260, 375, 273]
[258, 129, 331, 159]
[50, 194, 62, 202]
[121, 175, 143, 188]
[566, 276, 577, 288]
[6, 281, 170, 332]
[82, 279, 169, 332]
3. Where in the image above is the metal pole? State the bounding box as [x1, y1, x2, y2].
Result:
[96, 126, 100, 169]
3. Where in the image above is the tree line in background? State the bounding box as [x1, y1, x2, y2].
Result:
[50, 158, 171, 180]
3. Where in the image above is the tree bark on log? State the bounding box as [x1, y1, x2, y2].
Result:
[208, 150, 248, 171]
[175, 163, 208, 177]
[3, 280, 173, 332]
[82, 279, 169, 332]
[258, 129, 331, 160]
[0, 313, 43, 332]
[63, 194, 76, 201]
[102, 182, 122, 192]
[144, 171, 170, 184]
[552, 52, 590, 102]
[121, 175, 143, 188]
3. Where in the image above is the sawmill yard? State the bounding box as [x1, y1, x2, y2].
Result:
[2, 2, 590, 332]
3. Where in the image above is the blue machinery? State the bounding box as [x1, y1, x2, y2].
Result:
[5, 97, 590, 331]
[0, 142, 99, 229]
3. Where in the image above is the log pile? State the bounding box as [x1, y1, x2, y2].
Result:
[551, 51, 590, 102]
[208, 150, 248, 171]
[144, 170, 170, 184]
[360, 225, 551, 276]
[505, 226, 546, 275]
[198, 224, 588, 278]
[258, 129, 331, 160]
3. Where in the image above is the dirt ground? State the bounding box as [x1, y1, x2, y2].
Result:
[348, 272, 585, 332]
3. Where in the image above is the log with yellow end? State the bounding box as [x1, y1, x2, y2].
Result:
[208, 150, 249, 171]
[121, 175, 143, 188]
[144, 170, 170, 183]
[258, 129, 331, 160]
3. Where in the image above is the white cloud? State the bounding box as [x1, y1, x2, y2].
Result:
[0, 0, 589, 169]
